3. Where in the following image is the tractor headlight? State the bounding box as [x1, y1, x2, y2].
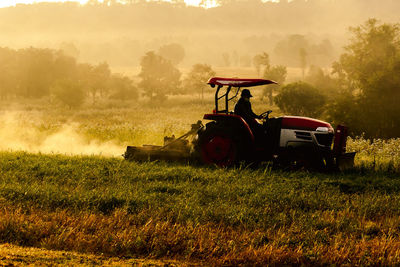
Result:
[316, 127, 331, 133]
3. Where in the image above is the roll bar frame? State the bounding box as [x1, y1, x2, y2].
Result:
[207, 77, 277, 114]
[214, 85, 241, 114]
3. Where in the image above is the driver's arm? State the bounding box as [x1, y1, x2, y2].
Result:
[248, 102, 262, 119]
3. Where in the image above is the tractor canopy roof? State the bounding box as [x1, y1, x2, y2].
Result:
[207, 77, 277, 88]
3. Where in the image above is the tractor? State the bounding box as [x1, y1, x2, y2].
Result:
[125, 77, 355, 170]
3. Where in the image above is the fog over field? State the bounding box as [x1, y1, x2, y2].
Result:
[0, 111, 122, 156]
[0, 0, 399, 69]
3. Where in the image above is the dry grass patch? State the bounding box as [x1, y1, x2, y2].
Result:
[0, 243, 185, 266]
[1, 206, 400, 265]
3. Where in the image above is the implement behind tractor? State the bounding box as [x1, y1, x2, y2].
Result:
[124, 77, 355, 171]
[124, 120, 203, 162]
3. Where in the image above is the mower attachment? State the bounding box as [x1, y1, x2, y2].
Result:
[124, 121, 203, 162]
[124, 145, 191, 162]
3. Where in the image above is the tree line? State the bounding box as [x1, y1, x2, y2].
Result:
[0, 19, 398, 138]
[0, 47, 138, 107]
[139, 18, 400, 139]
[4, 0, 396, 35]
[1, 0, 399, 68]
[272, 19, 400, 138]
[0, 45, 215, 107]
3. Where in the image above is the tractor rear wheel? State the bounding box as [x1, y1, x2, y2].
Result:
[196, 123, 243, 167]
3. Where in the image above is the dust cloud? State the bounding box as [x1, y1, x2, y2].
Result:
[0, 112, 123, 157]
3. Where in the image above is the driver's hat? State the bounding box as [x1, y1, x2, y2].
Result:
[241, 89, 253, 98]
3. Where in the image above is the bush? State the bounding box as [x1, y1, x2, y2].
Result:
[274, 82, 326, 118]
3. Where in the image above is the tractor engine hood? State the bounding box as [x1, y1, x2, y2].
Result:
[281, 116, 333, 133]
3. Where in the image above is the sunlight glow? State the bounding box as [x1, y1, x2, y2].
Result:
[0, 0, 216, 9]
[184, 0, 202, 6]
[0, 0, 276, 9]
[0, 0, 88, 8]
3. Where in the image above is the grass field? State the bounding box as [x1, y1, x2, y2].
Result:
[0, 243, 184, 266]
[1, 152, 400, 265]
[0, 98, 399, 265]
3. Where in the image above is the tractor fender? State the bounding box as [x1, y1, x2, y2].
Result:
[194, 114, 254, 165]
[202, 114, 255, 143]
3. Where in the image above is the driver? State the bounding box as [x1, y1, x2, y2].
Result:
[234, 89, 264, 139]
[234, 89, 262, 125]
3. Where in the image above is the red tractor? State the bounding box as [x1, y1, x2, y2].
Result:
[125, 77, 355, 170]
[192, 77, 355, 170]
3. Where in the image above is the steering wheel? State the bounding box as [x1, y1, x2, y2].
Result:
[260, 110, 273, 119]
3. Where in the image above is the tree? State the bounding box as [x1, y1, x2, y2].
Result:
[313, 39, 335, 66]
[158, 43, 185, 65]
[139, 51, 181, 102]
[108, 74, 138, 101]
[0, 45, 136, 105]
[0, 48, 17, 99]
[299, 48, 307, 79]
[274, 82, 326, 118]
[52, 79, 85, 108]
[94, 62, 111, 97]
[253, 52, 270, 77]
[183, 64, 216, 100]
[329, 19, 400, 137]
[273, 35, 309, 68]
[17, 48, 56, 98]
[79, 62, 111, 104]
[262, 65, 287, 105]
[305, 65, 338, 99]
[53, 52, 79, 82]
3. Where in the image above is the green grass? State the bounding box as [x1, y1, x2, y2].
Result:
[0, 96, 280, 148]
[0, 98, 399, 264]
[2, 151, 400, 226]
[1, 151, 400, 264]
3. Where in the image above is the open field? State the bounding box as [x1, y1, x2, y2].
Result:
[1, 151, 400, 265]
[0, 97, 279, 156]
[0, 97, 397, 168]
[0, 99, 399, 265]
